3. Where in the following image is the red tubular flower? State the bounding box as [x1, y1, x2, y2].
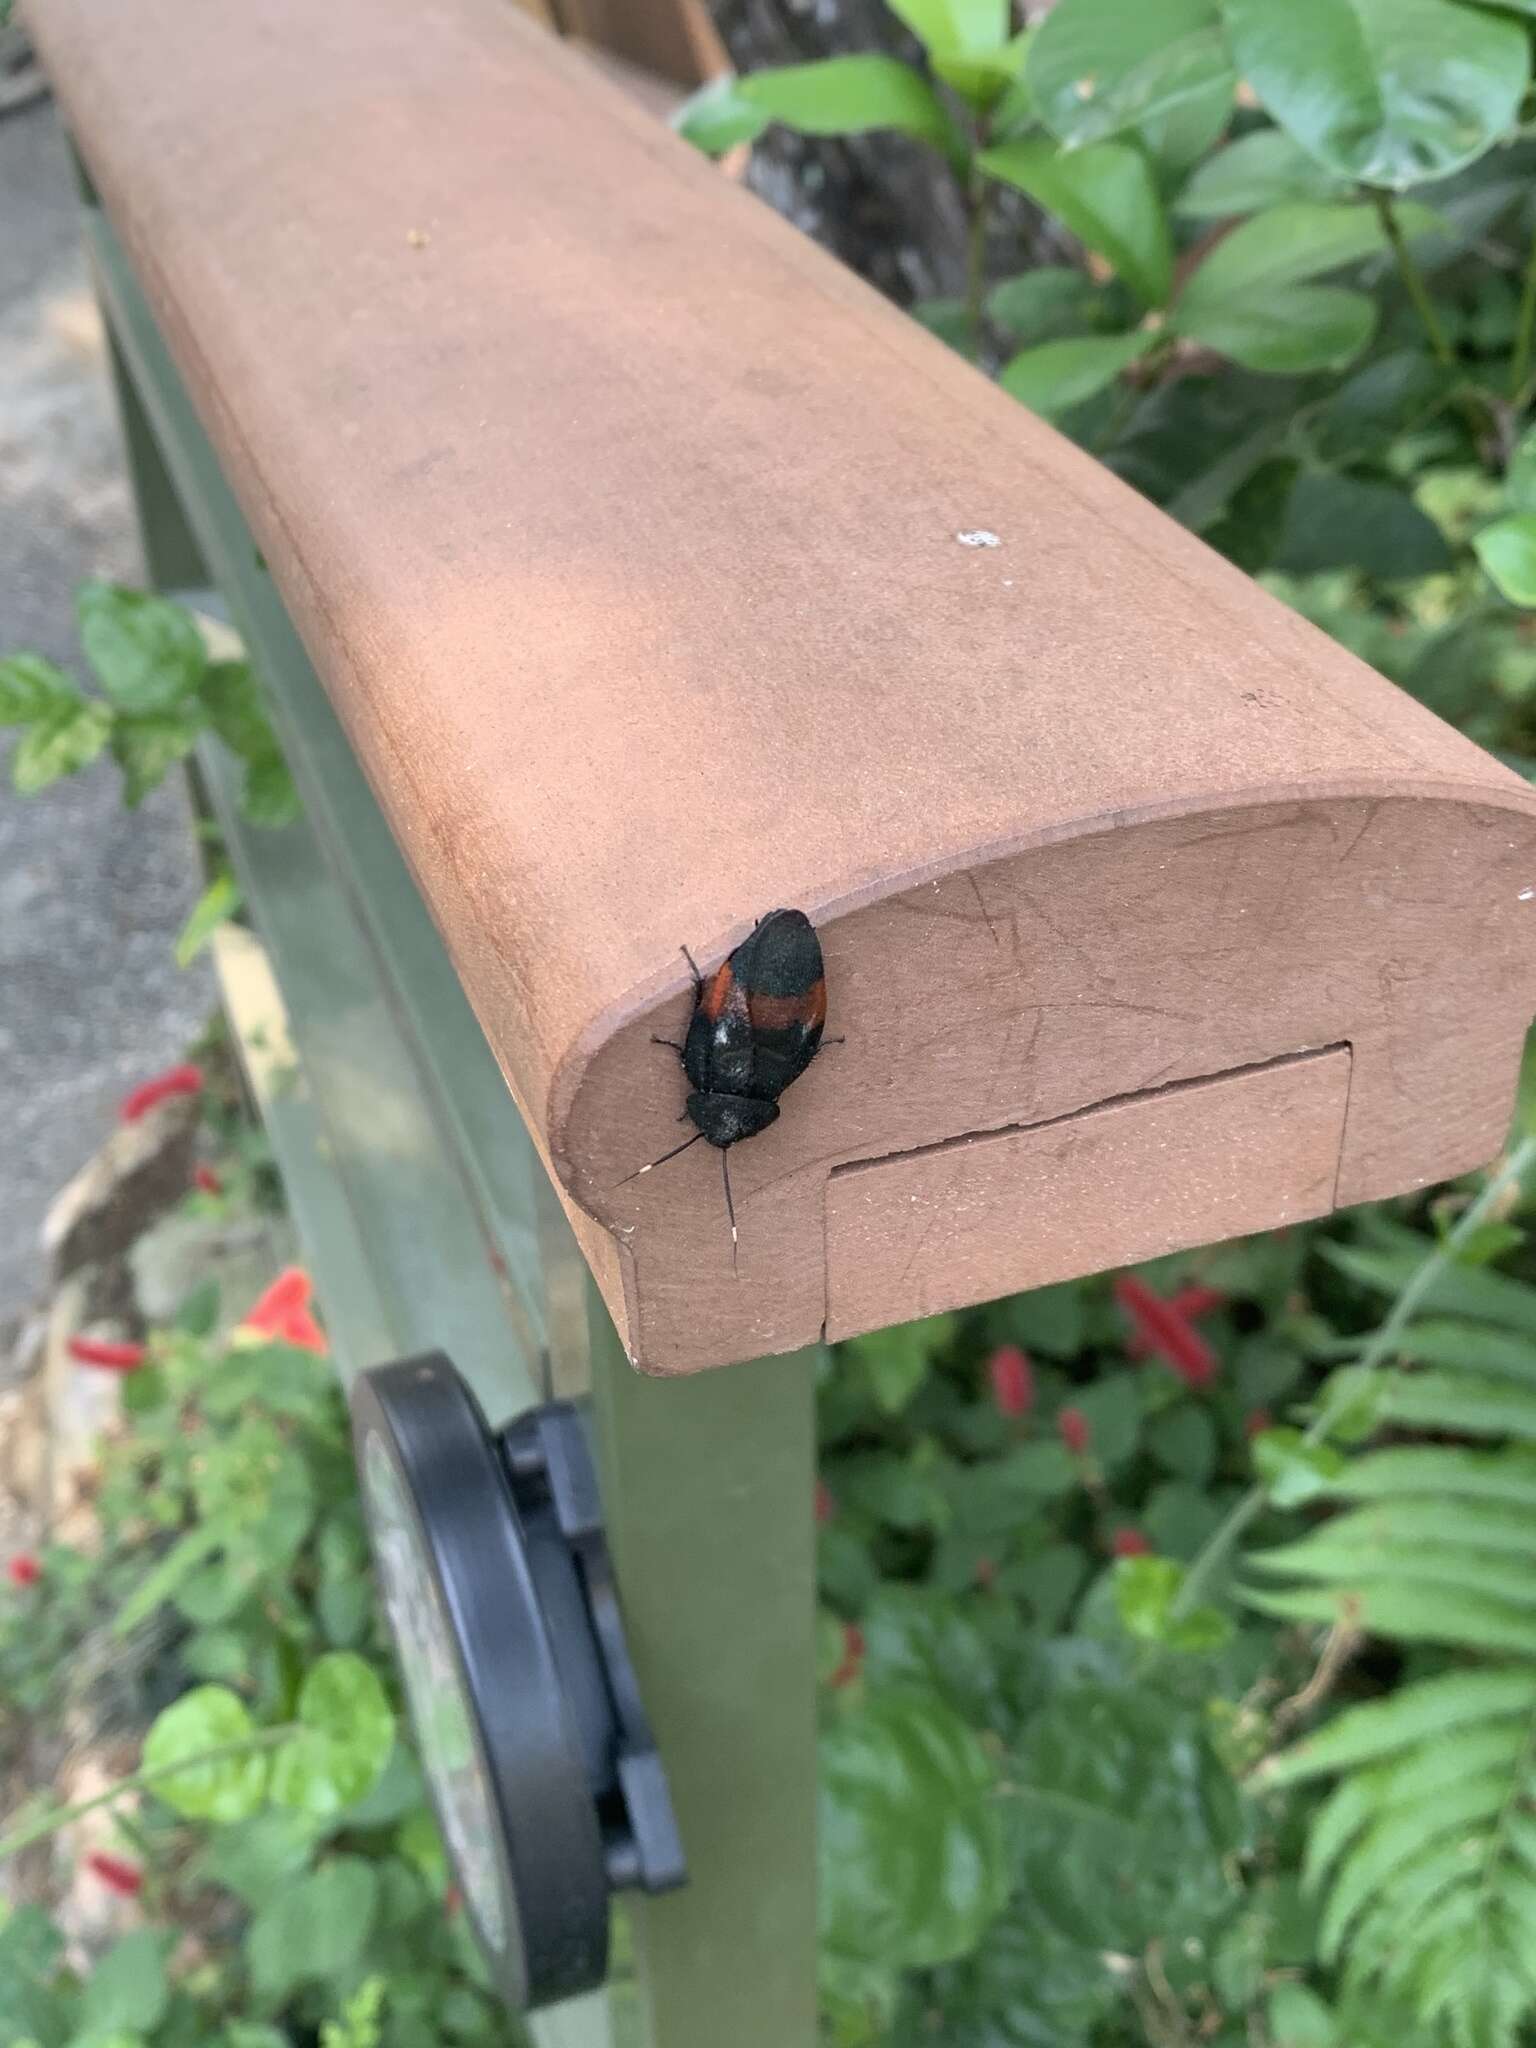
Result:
[444, 1885, 463, 1918]
[814, 1480, 836, 1526]
[1125, 1282, 1225, 1359]
[85, 1851, 143, 1896]
[1244, 1408, 1274, 1440]
[67, 1334, 148, 1372]
[1114, 1274, 1219, 1389]
[192, 1163, 222, 1195]
[118, 1062, 204, 1123]
[1112, 1527, 1151, 1558]
[239, 1267, 328, 1355]
[829, 1623, 865, 1690]
[7, 1555, 40, 1588]
[1058, 1406, 1091, 1456]
[987, 1345, 1035, 1419]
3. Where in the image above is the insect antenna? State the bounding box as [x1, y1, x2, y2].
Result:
[617, 1129, 705, 1187]
[721, 1148, 739, 1275]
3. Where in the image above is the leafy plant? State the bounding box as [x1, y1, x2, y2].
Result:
[0, 582, 296, 823]
[0, 1255, 505, 2048]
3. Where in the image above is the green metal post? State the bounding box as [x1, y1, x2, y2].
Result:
[590, 1305, 820, 2048]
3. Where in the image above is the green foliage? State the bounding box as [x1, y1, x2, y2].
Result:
[1, 584, 297, 823]
[0, 1260, 496, 2048]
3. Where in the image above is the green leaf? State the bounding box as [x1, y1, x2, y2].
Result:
[0, 1905, 72, 2046]
[670, 75, 768, 156]
[1261, 1667, 1536, 1786]
[1178, 285, 1375, 372]
[1476, 515, 1536, 606]
[1011, 1683, 1247, 1951]
[76, 580, 206, 712]
[738, 58, 962, 165]
[845, 1314, 955, 1414]
[270, 1653, 395, 1817]
[999, 331, 1153, 416]
[198, 1811, 321, 1909]
[1392, 1318, 1536, 1385]
[1177, 127, 1350, 216]
[1252, 1427, 1348, 1506]
[1376, 1368, 1536, 1440]
[979, 138, 1173, 306]
[1311, 351, 1451, 463]
[1219, 0, 1530, 190]
[883, 0, 1023, 104]
[1182, 201, 1440, 304]
[0, 652, 76, 724]
[819, 1693, 1008, 1996]
[986, 265, 1105, 341]
[1322, 1239, 1536, 1337]
[198, 660, 271, 761]
[1026, 0, 1234, 155]
[11, 696, 111, 794]
[238, 751, 300, 827]
[1113, 1554, 1232, 1650]
[110, 709, 203, 808]
[114, 1519, 230, 1636]
[1146, 1403, 1217, 1482]
[885, 0, 1007, 61]
[176, 869, 243, 968]
[81, 1932, 169, 2037]
[1336, 1445, 1536, 1508]
[246, 1856, 379, 2003]
[1244, 1579, 1536, 1654]
[1268, 1982, 1339, 2046]
[1507, 426, 1536, 514]
[142, 1684, 270, 1821]
[1275, 473, 1453, 578]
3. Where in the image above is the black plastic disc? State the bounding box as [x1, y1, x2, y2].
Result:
[350, 1355, 609, 2010]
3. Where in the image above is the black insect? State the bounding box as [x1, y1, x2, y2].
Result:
[624, 908, 831, 1262]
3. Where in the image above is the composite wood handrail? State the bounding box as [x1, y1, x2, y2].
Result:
[36, 0, 1536, 1371]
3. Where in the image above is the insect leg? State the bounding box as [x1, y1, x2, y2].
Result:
[616, 1129, 705, 1187]
[721, 1147, 739, 1274]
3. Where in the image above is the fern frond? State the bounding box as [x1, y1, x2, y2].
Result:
[1320, 1241, 1536, 1338]
[1391, 1321, 1536, 1386]
[1334, 1448, 1536, 1508]
[1259, 1666, 1536, 1787]
[1244, 1579, 1536, 1654]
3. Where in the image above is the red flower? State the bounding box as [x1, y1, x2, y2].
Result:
[829, 1623, 865, 1690]
[444, 1884, 463, 1918]
[814, 1480, 836, 1526]
[1244, 1408, 1274, 1440]
[1058, 1406, 1091, 1456]
[987, 1345, 1034, 1419]
[192, 1163, 222, 1195]
[118, 1062, 203, 1123]
[1114, 1274, 1219, 1389]
[1112, 1527, 1152, 1558]
[973, 1556, 997, 1590]
[7, 1555, 40, 1588]
[67, 1334, 147, 1372]
[238, 1267, 328, 1355]
[85, 1851, 143, 1896]
[1125, 1283, 1224, 1356]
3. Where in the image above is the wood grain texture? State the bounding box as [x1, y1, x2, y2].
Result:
[826, 1048, 1351, 1338]
[36, 0, 1536, 1372]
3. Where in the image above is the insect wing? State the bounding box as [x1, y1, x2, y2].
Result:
[683, 960, 755, 1095]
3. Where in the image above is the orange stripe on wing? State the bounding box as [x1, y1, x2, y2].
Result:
[701, 959, 735, 1022]
[749, 979, 826, 1032]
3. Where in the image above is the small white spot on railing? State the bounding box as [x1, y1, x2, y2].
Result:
[956, 529, 1001, 548]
